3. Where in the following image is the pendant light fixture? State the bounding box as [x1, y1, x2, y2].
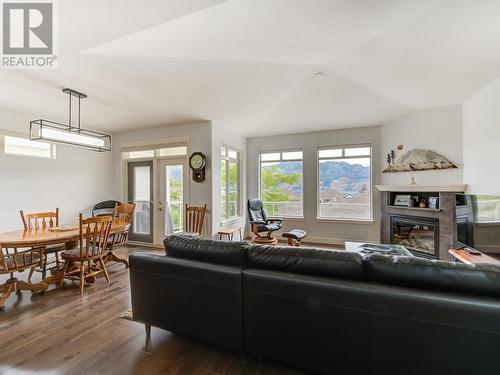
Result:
[30, 88, 111, 152]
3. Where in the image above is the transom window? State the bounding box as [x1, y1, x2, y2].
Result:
[259, 150, 303, 218]
[221, 146, 240, 221]
[318, 145, 372, 221]
[126, 145, 187, 159]
[3, 135, 56, 159]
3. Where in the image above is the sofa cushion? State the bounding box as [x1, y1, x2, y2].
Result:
[164, 234, 251, 267]
[247, 245, 364, 281]
[365, 254, 500, 297]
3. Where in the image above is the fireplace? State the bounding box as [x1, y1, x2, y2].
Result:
[390, 215, 439, 258]
[378, 187, 465, 260]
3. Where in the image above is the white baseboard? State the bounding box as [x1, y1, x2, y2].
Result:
[243, 232, 377, 247]
[302, 236, 380, 246]
[475, 244, 500, 253]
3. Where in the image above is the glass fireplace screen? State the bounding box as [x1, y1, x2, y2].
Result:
[391, 215, 439, 257]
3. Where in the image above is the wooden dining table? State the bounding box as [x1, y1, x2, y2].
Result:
[0, 221, 130, 286]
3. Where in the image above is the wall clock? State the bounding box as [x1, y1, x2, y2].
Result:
[189, 152, 206, 183]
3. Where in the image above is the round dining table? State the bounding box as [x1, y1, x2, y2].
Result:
[0, 221, 131, 286]
[0, 222, 130, 248]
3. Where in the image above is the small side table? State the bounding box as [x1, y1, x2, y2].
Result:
[218, 227, 243, 241]
[449, 246, 500, 265]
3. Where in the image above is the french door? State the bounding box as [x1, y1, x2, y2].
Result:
[158, 159, 188, 240]
[127, 158, 188, 245]
[127, 161, 154, 243]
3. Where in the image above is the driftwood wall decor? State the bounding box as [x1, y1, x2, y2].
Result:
[383, 149, 457, 173]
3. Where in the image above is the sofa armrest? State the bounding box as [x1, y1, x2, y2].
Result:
[129, 253, 244, 352]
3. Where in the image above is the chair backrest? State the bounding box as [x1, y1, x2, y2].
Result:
[184, 204, 207, 236]
[247, 198, 268, 223]
[113, 202, 136, 224]
[92, 200, 121, 217]
[0, 246, 44, 274]
[107, 203, 136, 248]
[20, 208, 59, 230]
[79, 213, 113, 259]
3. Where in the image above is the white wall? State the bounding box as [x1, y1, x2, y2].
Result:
[380, 105, 463, 186]
[247, 126, 381, 244]
[463, 76, 500, 195]
[0, 107, 113, 232]
[111, 121, 213, 239]
[211, 125, 247, 238]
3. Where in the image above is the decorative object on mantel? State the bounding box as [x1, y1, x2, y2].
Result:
[386, 149, 396, 168]
[394, 194, 413, 207]
[428, 196, 439, 209]
[30, 88, 111, 152]
[419, 199, 427, 208]
[410, 176, 417, 186]
[382, 149, 457, 173]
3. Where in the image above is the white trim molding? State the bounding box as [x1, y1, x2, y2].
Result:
[375, 184, 467, 192]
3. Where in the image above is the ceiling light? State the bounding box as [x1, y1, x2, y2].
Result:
[314, 71, 325, 79]
[30, 88, 111, 152]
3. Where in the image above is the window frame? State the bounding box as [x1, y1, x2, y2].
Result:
[220, 145, 241, 223]
[1, 133, 56, 159]
[473, 195, 500, 225]
[258, 148, 304, 219]
[316, 144, 373, 222]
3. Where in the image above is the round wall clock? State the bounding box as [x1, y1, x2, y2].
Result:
[189, 152, 206, 183]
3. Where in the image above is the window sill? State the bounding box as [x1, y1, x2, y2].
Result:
[315, 217, 375, 224]
[476, 221, 500, 227]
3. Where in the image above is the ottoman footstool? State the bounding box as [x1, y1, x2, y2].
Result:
[282, 230, 307, 247]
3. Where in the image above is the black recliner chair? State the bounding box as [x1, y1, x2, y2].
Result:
[92, 200, 121, 217]
[247, 198, 283, 244]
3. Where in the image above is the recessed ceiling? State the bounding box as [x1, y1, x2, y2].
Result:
[0, 0, 499, 137]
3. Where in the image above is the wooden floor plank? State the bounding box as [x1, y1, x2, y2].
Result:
[0, 246, 302, 375]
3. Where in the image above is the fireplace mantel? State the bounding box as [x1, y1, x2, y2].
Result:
[375, 184, 467, 193]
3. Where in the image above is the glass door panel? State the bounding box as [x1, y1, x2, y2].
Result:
[166, 165, 184, 233]
[128, 161, 154, 243]
[159, 159, 187, 241]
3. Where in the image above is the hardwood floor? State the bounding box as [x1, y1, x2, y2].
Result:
[0, 246, 302, 375]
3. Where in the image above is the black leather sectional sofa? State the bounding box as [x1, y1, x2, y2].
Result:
[129, 235, 500, 375]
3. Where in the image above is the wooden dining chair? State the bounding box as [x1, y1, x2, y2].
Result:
[58, 214, 112, 295]
[20, 208, 66, 280]
[0, 246, 47, 311]
[102, 203, 135, 268]
[183, 204, 207, 237]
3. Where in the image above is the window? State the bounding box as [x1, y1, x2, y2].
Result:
[128, 150, 155, 159]
[259, 150, 303, 217]
[3, 135, 55, 159]
[318, 145, 372, 220]
[475, 196, 500, 223]
[221, 146, 240, 221]
[126, 145, 188, 159]
[158, 146, 187, 157]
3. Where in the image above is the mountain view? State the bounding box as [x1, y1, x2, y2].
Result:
[261, 159, 371, 219]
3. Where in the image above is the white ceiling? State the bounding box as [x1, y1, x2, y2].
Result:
[0, 0, 499, 137]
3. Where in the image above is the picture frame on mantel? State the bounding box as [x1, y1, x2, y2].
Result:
[393, 194, 412, 207]
[428, 196, 439, 209]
